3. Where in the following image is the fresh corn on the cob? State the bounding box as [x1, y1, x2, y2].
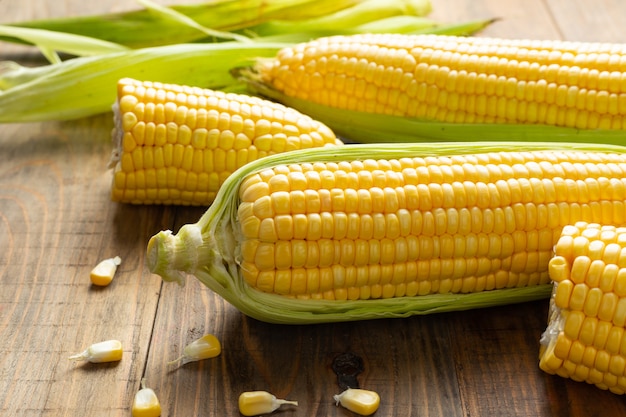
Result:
[108, 78, 342, 206]
[257, 33, 626, 129]
[147, 142, 626, 324]
[540, 221, 626, 394]
[245, 33, 626, 144]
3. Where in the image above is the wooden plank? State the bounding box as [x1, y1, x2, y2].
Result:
[147, 278, 468, 416]
[546, 0, 626, 42]
[0, 114, 167, 416]
[2, 0, 626, 416]
[428, 0, 562, 39]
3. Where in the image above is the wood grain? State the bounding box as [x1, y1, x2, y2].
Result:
[2, 1, 626, 416]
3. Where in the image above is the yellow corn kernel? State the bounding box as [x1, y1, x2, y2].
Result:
[89, 256, 122, 286]
[109, 78, 341, 206]
[167, 334, 221, 366]
[132, 379, 161, 417]
[333, 388, 380, 416]
[238, 391, 298, 416]
[258, 33, 626, 130]
[68, 339, 123, 363]
[540, 222, 626, 395]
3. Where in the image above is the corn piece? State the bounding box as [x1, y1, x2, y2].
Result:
[167, 334, 221, 366]
[68, 339, 123, 363]
[132, 379, 161, 417]
[333, 388, 380, 416]
[90, 256, 122, 286]
[238, 391, 298, 416]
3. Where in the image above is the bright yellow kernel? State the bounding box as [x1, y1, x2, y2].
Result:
[132, 379, 161, 417]
[554, 279, 574, 309]
[89, 256, 122, 287]
[68, 339, 123, 363]
[167, 334, 221, 367]
[563, 310, 586, 340]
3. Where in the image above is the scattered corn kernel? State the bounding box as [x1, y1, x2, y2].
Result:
[238, 391, 298, 416]
[167, 333, 221, 366]
[68, 339, 123, 363]
[90, 256, 122, 286]
[333, 388, 380, 416]
[132, 378, 161, 417]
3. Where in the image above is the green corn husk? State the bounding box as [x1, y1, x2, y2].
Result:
[0, 0, 363, 48]
[243, 0, 432, 37]
[1, 0, 432, 49]
[248, 16, 496, 39]
[0, 42, 290, 123]
[146, 141, 626, 324]
[241, 79, 626, 146]
[0, 25, 129, 63]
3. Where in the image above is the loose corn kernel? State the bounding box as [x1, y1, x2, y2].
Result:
[68, 339, 123, 363]
[333, 388, 380, 416]
[132, 379, 161, 417]
[167, 334, 221, 366]
[89, 256, 122, 286]
[238, 391, 298, 416]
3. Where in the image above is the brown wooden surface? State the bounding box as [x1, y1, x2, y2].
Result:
[2, 1, 626, 416]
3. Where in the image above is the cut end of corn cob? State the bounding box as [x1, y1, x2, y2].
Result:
[108, 78, 342, 206]
[255, 33, 626, 131]
[147, 142, 626, 323]
[539, 222, 626, 395]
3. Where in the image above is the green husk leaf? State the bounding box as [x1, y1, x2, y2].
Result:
[135, 0, 251, 43]
[410, 18, 499, 36]
[0, 24, 129, 61]
[241, 77, 626, 146]
[0, 0, 365, 48]
[147, 141, 626, 324]
[244, 0, 433, 37]
[0, 42, 289, 123]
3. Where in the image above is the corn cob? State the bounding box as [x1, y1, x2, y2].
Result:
[246, 33, 626, 144]
[540, 221, 626, 394]
[108, 78, 341, 205]
[147, 142, 626, 324]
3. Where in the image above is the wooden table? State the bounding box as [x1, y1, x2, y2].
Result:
[2, 1, 626, 416]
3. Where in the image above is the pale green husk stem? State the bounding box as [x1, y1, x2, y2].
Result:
[0, 25, 128, 63]
[146, 141, 626, 324]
